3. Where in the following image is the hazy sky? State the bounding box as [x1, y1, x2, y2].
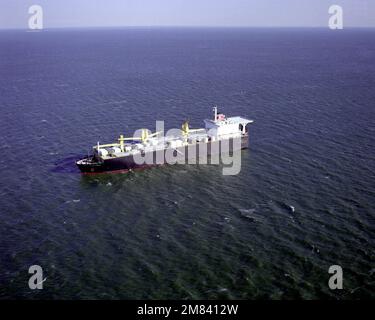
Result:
[0, 0, 374, 29]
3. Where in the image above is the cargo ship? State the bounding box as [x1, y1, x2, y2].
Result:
[76, 107, 253, 174]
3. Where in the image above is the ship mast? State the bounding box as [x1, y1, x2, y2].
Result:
[213, 105, 218, 122]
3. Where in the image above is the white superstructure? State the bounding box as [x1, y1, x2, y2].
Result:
[204, 107, 253, 138]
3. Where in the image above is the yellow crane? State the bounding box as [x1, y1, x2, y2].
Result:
[181, 120, 205, 137]
[94, 129, 162, 152]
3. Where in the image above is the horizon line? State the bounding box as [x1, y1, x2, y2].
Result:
[1, 25, 375, 31]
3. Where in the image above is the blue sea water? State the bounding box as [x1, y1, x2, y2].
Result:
[0, 28, 374, 299]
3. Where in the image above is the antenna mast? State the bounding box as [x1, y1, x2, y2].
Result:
[213, 105, 217, 122]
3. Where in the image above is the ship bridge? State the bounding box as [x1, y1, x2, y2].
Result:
[204, 107, 253, 138]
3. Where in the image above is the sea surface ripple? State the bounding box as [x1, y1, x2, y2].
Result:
[0, 28, 374, 299]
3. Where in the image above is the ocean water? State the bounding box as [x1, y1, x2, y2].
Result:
[0, 28, 374, 299]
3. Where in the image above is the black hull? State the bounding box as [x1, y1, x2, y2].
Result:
[76, 135, 249, 174]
